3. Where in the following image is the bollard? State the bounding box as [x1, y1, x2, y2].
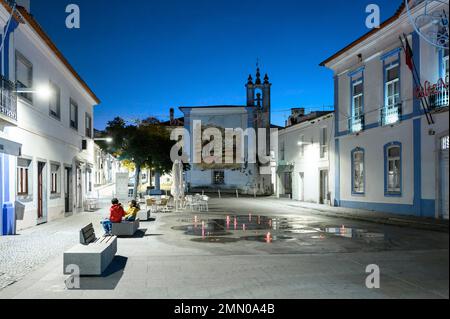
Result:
[218, 189, 221, 199]
[236, 189, 239, 199]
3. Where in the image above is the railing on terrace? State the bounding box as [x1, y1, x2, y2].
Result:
[348, 114, 365, 133]
[380, 103, 402, 126]
[428, 83, 449, 110]
[0, 75, 17, 122]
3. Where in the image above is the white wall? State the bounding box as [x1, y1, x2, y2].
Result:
[277, 114, 335, 204]
[0, 4, 98, 230]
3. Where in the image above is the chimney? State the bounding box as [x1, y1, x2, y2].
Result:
[170, 108, 175, 123]
[16, 0, 30, 12]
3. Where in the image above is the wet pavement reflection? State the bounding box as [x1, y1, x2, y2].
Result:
[171, 214, 389, 245]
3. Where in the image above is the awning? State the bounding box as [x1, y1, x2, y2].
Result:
[0, 137, 22, 157]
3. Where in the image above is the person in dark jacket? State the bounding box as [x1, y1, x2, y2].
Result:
[101, 198, 126, 235]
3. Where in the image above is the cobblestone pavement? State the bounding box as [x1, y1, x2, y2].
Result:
[0, 210, 105, 291]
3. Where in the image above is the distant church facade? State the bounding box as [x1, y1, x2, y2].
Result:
[179, 67, 276, 195]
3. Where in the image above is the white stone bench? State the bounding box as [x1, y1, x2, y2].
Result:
[111, 219, 140, 236]
[63, 223, 117, 276]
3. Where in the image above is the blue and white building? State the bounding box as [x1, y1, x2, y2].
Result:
[321, 1, 449, 219]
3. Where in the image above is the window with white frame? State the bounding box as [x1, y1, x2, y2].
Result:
[320, 127, 328, 158]
[386, 145, 401, 194]
[50, 164, 60, 195]
[441, 135, 449, 151]
[49, 82, 61, 119]
[385, 64, 400, 108]
[70, 99, 78, 130]
[15, 51, 33, 103]
[352, 149, 365, 194]
[352, 80, 363, 118]
[17, 158, 32, 197]
[85, 113, 92, 138]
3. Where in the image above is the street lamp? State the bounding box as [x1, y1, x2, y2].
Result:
[94, 137, 113, 143]
[16, 85, 53, 100]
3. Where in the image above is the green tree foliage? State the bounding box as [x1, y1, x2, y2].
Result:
[101, 117, 174, 198]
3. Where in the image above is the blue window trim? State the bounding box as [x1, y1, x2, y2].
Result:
[380, 47, 402, 61]
[384, 141, 402, 197]
[351, 147, 365, 196]
[348, 66, 365, 78]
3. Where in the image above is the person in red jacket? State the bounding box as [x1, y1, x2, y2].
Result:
[101, 198, 125, 235]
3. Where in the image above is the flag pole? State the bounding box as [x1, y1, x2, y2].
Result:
[399, 34, 434, 125]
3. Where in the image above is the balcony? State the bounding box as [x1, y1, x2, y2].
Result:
[348, 115, 365, 133]
[380, 104, 402, 126]
[428, 81, 449, 111]
[0, 75, 17, 125]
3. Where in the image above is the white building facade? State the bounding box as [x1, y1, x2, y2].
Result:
[93, 144, 121, 188]
[0, 1, 100, 231]
[321, 1, 449, 219]
[179, 67, 274, 195]
[276, 112, 335, 205]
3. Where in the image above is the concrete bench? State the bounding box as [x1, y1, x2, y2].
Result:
[63, 223, 117, 276]
[137, 209, 150, 221]
[111, 219, 140, 236]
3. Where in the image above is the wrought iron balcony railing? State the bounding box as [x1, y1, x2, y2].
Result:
[428, 83, 449, 110]
[0, 75, 18, 122]
[348, 114, 365, 133]
[380, 103, 402, 126]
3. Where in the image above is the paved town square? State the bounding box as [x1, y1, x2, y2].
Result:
[0, 196, 448, 299]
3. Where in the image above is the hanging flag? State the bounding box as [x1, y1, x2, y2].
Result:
[403, 34, 414, 72]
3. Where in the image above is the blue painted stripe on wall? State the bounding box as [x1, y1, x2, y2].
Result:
[339, 200, 435, 217]
[340, 200, 413, 216]
[3, 155, 9, 202]
[412, 32, 422, 116]
[421, 200, 436, 218]
[413, 118, 422, 216]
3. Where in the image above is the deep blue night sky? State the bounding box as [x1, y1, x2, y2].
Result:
[30, 0, 401, 128]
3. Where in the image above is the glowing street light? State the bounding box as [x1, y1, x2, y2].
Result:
[94, 137, 113, 143]
[16, 84, 54, 100]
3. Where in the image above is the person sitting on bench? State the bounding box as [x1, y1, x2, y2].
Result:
[124, 200, 140, 222]
[101, 198, 126, 235]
